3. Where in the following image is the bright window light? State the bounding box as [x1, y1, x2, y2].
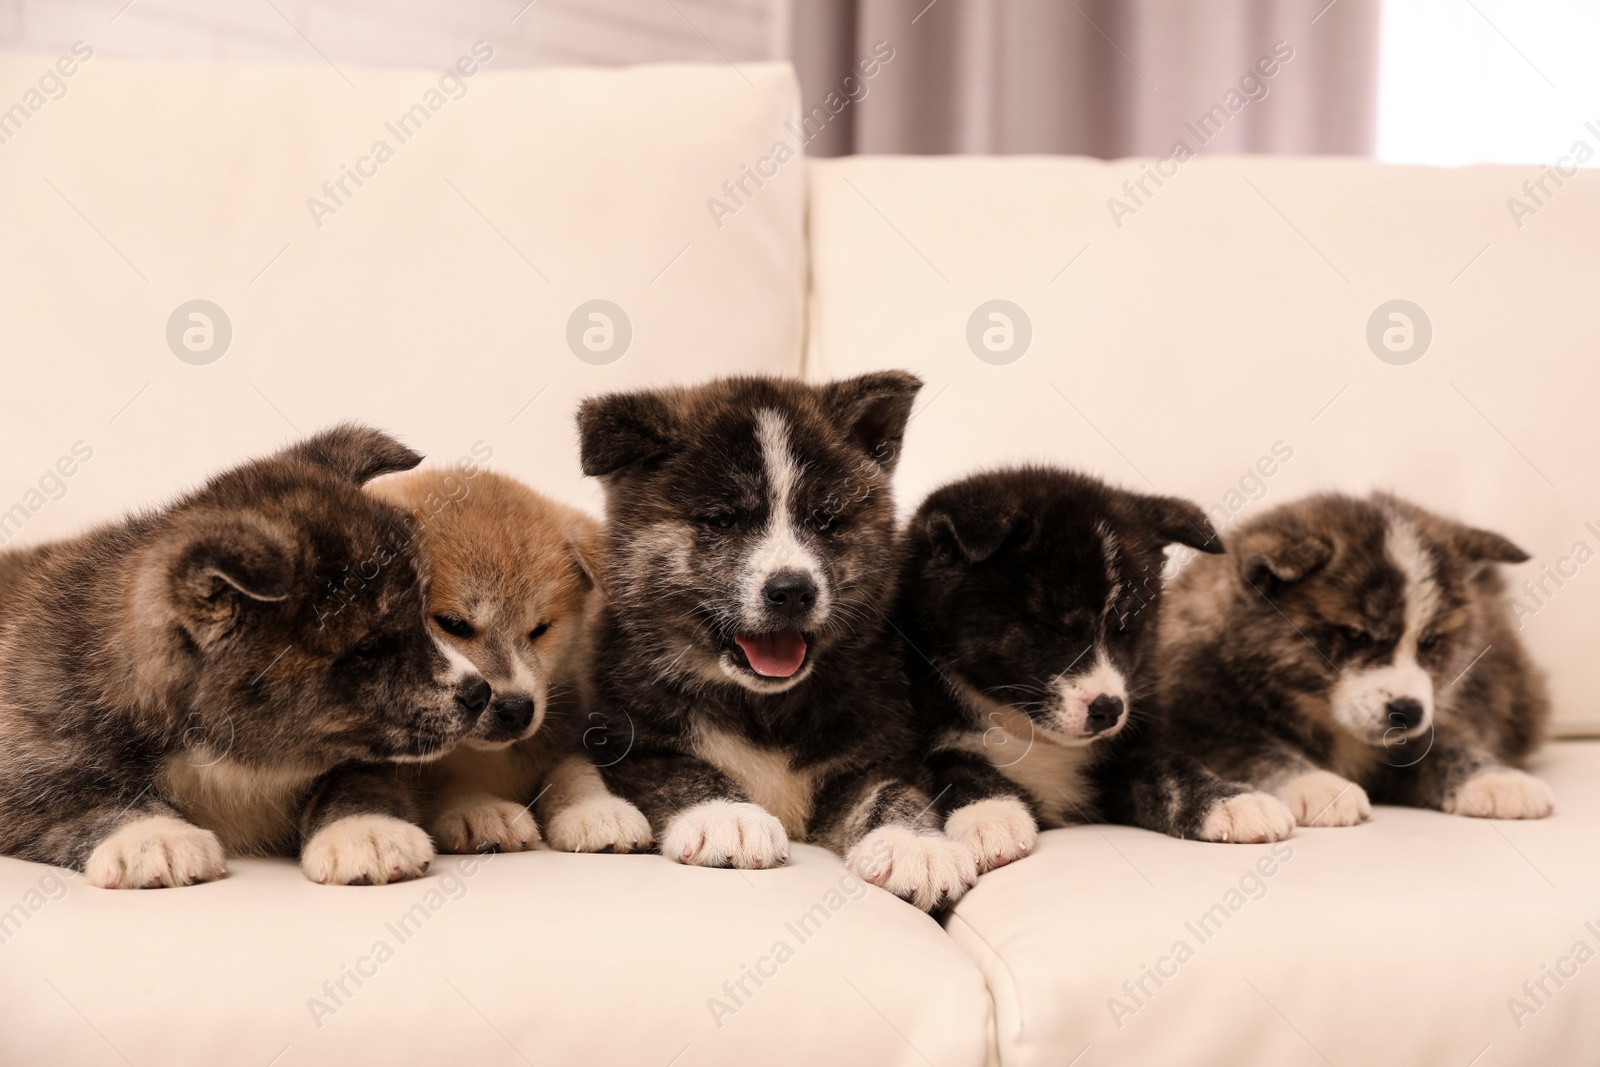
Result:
[1377, 0, 1600, 166]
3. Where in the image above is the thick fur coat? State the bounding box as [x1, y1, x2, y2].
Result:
[366, 467, 651, 857]
[1158, 491, 1553, 825]
[576, 373, 979, 910]
[899, 467, 1296, 873]
[0, 426, 490, 888]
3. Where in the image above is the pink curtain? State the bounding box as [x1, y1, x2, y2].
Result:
[790, 0, 1381, 157]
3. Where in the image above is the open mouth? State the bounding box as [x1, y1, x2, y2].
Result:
[731, 629, 810, 679]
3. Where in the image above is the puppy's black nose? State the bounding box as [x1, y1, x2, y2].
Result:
[456, 678, 491, 719]
[1086, 694, 1124, 734]
[1387, 698, 1425, 731]
[763, 570, 818, 620]
[492, 696, 536, 735]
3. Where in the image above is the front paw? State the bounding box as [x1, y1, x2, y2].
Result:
[1445, 769, 1555, 819]
[1199, 791, 1296, 843]
[302, 814, 434, 885]
[846, 825, 978, 911]
[1274, 770, 1371, 827]
[660, 800, 788, 869]
[430, 795, 540, 854]
[86, 815, 226, 889]
[944, 797, 1037, 873]
[546, 796, 653, 854]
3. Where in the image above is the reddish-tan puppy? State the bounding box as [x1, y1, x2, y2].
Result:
[370, 468, 651, 855]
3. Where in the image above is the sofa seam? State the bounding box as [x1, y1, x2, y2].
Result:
[945, 909, 1025, 1067]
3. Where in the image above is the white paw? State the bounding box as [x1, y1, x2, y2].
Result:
[302, 814, 434, 885]
[846, 825, 978, 911]
[85, 815, 226, 889]
[1199, 791, 1296, 843]
[546, 795, 653, 853]
[1445, 768, 1555, 820]
[430, 795, 541, 854]
[660, 800, 788, 869]
[944, 797, 1037, 873]
[1274, 770, 1370, 827]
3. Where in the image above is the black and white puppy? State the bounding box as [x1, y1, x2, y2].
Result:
[1158, 491, 1553, 824]
[577, 373, 979, 911]
[0, 426, 491, 888]
[900, 467, 1297, 873]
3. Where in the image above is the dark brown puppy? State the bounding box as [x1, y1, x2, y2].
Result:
[900, 467, 1296, 876]
[578, 373, 979, 911]
[0, 426, 490, 888]
[1159, 491, 1553, 825]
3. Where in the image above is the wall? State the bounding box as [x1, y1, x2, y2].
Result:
[0, 0, 781, 70]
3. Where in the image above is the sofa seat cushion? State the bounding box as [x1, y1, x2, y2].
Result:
[0, 843, 992, 1067]
[945, 740, 1600, 1067]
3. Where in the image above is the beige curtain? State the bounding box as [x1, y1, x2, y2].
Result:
[790, 0, 1381, 157]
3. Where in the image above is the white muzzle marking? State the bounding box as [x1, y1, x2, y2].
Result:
[433, 635, 481, 684]
[739, 409, 830, 626]
[1050, 650, 1128, 743]
[1329, 516, 1438, 742]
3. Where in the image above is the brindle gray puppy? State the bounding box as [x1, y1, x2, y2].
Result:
[1159, 491, 1553, 825]
[900, 467, 1296, 876]
[577, 373, 979, 911]
[0, 425, 491, 888]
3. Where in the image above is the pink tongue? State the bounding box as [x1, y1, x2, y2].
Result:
[735, 630, 808, 677]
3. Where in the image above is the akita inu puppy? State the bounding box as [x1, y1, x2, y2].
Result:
[577, 372, 980, 911]
[369, 468, 651, 856]
[1159, 492, 1553, 825]
[900, 467, 1296, 875]
[0, 426, 491, 888]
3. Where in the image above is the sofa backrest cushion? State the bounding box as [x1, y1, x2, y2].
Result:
[0, 54, 805, 527]
[806, 155, 1600, 735]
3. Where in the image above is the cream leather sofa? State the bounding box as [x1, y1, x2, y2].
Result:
[1, 53, 1596, 1067]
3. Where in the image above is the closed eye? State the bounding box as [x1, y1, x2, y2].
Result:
[1062, 608, 1096, 630]
[810, 509, 848, 534]
[338, 632, 386, 670]
[529, 622, 550, 641]
[433, 614, 476, 639]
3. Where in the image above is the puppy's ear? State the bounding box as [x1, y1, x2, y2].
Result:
[577, 391, 677, 477]
[163, 514, 296, 646]
[920, 501, 1018, 565]
[821, 371, 923, 471]
[1454, 524, 1530, 564]
[561, 513, 605, 593]
[1234, 525, 1333, 589]
[1134, 494, 1223, 554]
[285, 424, 422, 485]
